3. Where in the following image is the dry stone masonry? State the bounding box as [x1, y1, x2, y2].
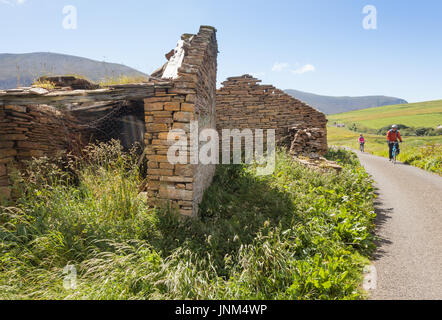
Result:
[0, 104, 83, 198]
[1, 26, 330, 217]
[216, 75, 328, 156]
[0, 82, 171, 200]
[0, 26, 218, 217]
[144, 26, 218, 217]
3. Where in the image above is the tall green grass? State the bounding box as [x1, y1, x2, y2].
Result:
[401, 143, 442, 175]
[0, 142, 376, 300]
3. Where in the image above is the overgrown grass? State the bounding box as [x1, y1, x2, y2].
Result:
[401, 143, 442, 174]
[99, 75, 150, 86]
[0, 142, 376, 300]
[30, 74, 150, 89]
[31, 79, 56, 90]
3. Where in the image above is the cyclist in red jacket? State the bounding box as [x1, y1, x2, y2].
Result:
[387, 125, 403, 160]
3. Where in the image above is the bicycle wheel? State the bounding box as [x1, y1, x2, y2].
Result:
[393, 146, 398, 164]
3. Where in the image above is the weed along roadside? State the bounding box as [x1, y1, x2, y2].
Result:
[0, 143, 377, 300]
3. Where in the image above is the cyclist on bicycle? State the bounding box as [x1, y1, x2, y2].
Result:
[387, 125, 403, 161]
[359, 134, 366, 152]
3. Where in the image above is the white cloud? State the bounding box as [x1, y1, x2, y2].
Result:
[291, 64, 316, 75]
[252, 72, 265, 78]
[1, 0, 26, 5]
[272, 62, 289, 72]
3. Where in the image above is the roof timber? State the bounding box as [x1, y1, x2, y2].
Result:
[0, 82, 172, 106]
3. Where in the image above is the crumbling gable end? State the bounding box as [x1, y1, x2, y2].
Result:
[216, 75, 328, 157]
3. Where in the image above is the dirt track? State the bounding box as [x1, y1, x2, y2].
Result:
[356, 151, 442, 300]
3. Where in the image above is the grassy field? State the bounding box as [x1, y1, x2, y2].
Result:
[327, 126, 442, 175]
[328, 100, 442, 130]
[327, 99, 442, 175]
[0, 141, 376, 300]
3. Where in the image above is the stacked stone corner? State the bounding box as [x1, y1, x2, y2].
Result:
[144, 26, 218, 218]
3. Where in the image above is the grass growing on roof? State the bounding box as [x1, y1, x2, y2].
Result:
[31, 79, 56, 90]
[99, 75, 150, 86]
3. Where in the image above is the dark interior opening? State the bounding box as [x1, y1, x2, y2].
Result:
[70, 99, 145, 151]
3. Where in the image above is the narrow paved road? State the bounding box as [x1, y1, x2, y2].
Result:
[356, 151, 442, 300]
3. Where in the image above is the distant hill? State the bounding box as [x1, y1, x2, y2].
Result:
[285, 89, 408, 115]
[0, 52, 147, 89]
[327, 99, 442, 130]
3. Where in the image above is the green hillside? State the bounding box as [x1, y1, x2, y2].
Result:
[327, 100, 442, 175]
[328, 100, 442, 129]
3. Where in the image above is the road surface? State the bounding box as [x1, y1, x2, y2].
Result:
[356, 151, 442, 300]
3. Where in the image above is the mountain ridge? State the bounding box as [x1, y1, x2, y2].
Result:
[285, 89, 408, 115]
[1, 52, 408, 116]
[0, 52, 147, 89]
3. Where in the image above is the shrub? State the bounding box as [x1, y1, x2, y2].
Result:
[402, 143, 442, 175]
[0, 144, 376, 300]
[377, 124, 409, 136]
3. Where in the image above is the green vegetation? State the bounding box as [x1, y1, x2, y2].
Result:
[375, 124, 442, 137]
[31, 79, 56, 90]
[99, 75, 150, 86]
[328, 126, 441, 175]
[0, 142, 376, 300]
[329, 100, 442, 130]
[30, 74, 150, 89]
[327, 100, 442, 175]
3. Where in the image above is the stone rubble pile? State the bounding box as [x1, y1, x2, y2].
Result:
[284, 126, 328, 158]
[295, 157, 342, 174]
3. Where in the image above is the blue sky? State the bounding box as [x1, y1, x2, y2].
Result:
[1, 0, 441, 102]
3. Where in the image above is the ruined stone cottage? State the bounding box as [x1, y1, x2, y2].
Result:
[216, 75, 328, 157]
[0, 26, 327, 217]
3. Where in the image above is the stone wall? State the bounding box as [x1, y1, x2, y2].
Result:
[0, 104, 82, 198]
[0, 86, 169, 200]
[216, 75, 328, 155]
[144, 26, 218, 217]
[1, 28, 329, 218]
[0, 26, 218, 218]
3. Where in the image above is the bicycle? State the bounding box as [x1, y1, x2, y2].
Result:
[391, 142, 400, 164]
[360, 143, 365, 153]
